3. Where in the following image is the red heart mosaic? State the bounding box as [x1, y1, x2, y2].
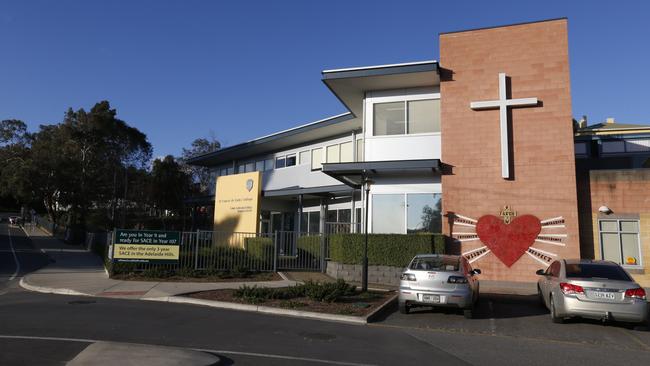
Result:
[475, 214, 541, 267]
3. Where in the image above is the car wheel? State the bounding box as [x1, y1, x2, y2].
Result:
[549, 295, 564, 324]
[399, 302, 410, 315]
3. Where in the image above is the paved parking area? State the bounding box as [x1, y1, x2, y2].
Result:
[374, 293, 650, 352]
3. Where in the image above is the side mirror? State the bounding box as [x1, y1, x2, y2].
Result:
[471, 269, 481, 275]
[535, 269, 546, 276]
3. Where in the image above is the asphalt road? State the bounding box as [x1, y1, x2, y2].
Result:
[1, 219, 650, 365]
[0, 218, 50, 295]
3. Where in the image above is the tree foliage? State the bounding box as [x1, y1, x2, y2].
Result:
[180, 135, 220, 195]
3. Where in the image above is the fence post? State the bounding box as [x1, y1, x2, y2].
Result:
[194, 230, 200, 270]
[273, 231, 278, 273]
[320, 231, 326, 273]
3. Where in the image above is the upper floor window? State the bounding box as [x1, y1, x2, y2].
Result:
[275, 153, 296, 169]
[601, 138, 650, 155]
[373, 99, 440, 136]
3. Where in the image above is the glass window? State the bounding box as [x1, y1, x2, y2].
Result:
[408, 99, 439, 134]
[311, 148, 323, 170]
[245, 162, 254, 172]
[264, 158, 274, 171]
[410, 256, 459, 271]
[220, 168, 229, 176]
[338, 209, 351, 223]
[238, 164, 246, 173]
[356, 139, 364, 161]
[601, 140, 625, 154]
[226, 167, 234, 175]
[286, 154, 296, 167]
[374, 102, 405, 136]
[275, 157, 286, 169]
[356, 208, 362, 223]
[308, 211, 320, 234]
[620, 221, 638, 232]
[626, 139, 650, 152]
[574, 142, 588, 156]
[255, 160, 265, 171]
[601, 233, 622, 262]
[340, 142, 353, 163]
[599, 219, 641, 266]
[299, 150, 310, 165]
[372, 194, 405, 233]
[300, 212, 308, 233]
[326, 145, 340, 163]
[327, 210, 338, 223]
[622, 233, 641, 266]
[565, 263, 631, 281]
[600, 220, 618, 231]
[407, 193, 442, 233]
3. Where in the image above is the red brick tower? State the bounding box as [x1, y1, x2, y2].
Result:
[440, 19, 580, 282]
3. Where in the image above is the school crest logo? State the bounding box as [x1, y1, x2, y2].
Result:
[246, 179, 254, 192]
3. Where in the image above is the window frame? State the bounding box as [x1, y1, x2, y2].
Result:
[598, 218, 643, 268]
[369, 192, 442, 234]
[366, 91, 441, 138]
[311, 147, 323, 171]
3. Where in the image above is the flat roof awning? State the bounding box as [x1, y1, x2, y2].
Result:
[263, 184, 354, 198]
[321, 159, 441, 188]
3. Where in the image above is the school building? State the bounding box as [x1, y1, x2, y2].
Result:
[188, 18, 650, 286]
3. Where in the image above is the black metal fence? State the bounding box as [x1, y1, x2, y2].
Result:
[107, 230, 325, 273]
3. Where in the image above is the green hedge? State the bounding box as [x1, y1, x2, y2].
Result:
[297, 235, 321, 258]
[329, 233, 445, 267]
[244, 237, 274, 262]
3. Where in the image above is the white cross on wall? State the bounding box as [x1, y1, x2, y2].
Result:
[470, 73, 539, 179]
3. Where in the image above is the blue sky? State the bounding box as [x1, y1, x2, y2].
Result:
[1, 0, 648, 157]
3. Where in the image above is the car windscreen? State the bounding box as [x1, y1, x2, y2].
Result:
[410, 257, 459, 271]
[565, 263, 631, 281]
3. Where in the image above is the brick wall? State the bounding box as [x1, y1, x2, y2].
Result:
[440, 19, 580, 282]
[583, 169, 650, 287]
[326, 261, 402, 287]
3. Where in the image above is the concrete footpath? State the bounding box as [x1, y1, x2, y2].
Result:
[20, 227, 297, 300]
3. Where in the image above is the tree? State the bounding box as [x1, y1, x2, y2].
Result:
[0, 102, 153, 231]
[149, 155, 190, 228]
[180, 135, 220, 195]
[0, 120, 32, 209]
[420, 198, 443, 233]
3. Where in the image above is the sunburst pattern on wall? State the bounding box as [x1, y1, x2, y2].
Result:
[451, 213, 567, 267]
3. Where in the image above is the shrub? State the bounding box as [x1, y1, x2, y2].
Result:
[233, 280, 356, 304]
[245, 237, 274, 266]
[302, 279, 356, 303]
[329, 233, 445, 267]
[297, 235, 321, 258]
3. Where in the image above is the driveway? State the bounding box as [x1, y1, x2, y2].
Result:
[374, 292, 650, 352]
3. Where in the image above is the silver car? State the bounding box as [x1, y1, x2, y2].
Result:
[399, 254, 481, 318]
[537, 259, 649, 324]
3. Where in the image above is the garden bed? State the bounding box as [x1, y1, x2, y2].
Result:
[112, 270, 281, 283]
[184, 280, 395, 316]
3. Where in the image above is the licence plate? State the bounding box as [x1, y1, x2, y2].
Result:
[421, 294, 445, 303]
[592, 291, 616, 300]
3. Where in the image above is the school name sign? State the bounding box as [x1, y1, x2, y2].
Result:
[112, 230, 181, 264]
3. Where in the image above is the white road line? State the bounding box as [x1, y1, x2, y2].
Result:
[0, 334, 375, 366]
[7, 226, 20, 281]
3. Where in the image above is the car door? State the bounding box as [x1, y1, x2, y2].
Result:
[546, 261, 562, 301]
[540, 261, 560, 306]
[463, 258, 478, 296]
